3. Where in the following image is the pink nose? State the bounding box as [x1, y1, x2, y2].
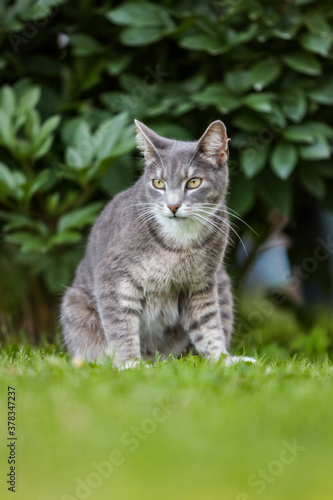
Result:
[167, 204, 181, 214]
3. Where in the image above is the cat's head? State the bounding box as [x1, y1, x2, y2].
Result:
[135, 119, 230, 244]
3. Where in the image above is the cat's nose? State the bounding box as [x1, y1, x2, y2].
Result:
[167, 204, 181, 215]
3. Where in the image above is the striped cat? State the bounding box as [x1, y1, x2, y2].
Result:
[61, 120, 254, 368]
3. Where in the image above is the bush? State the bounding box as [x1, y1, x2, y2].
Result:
[0, 0, 333, 339]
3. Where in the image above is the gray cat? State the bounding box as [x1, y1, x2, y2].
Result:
[61, 119, 254, 368]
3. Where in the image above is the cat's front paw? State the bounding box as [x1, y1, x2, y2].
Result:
[119, 359, 152, 370]
[224, 355, 257, 367]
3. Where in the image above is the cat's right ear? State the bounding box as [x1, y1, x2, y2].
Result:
[135, 120, 160, 161]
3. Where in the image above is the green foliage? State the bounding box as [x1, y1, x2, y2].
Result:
[0, 0, 333, 336]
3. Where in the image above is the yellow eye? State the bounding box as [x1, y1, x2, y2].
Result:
[153, 179, 165, 189]
[186, 178, 202, 189]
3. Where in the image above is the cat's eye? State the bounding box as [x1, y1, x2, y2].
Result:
[186, 178, 202, 189]
[153, 179, 165, 189]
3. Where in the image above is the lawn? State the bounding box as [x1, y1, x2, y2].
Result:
[0, 340, 333, 500]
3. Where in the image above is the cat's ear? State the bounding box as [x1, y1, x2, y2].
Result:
[134, 119, 167, 161]
[197, 120, 229, 166]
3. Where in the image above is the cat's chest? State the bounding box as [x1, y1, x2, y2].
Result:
[140, 247, 207, 292]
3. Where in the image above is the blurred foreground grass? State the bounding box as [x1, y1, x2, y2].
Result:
[0, 342, 333, 500]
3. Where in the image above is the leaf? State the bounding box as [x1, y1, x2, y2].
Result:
[282, 125, 316, 144]
[240, 144, 269, 178]
[96, 113, 129, 161]
[193, 84, 241, 113]
[299, 135, 331, 161]
[57, 202, 103, 233]
[106, 3, 174, 28]
[271, 142, 298, 179]
[258, 171, 292, 216]
[33, 115, 60, 152]
[179, 35, 227, 55]
[299, 168, 326, 199]
[6, 232, 47, 253]
[243, 93, 273, 113]
[120, 26, 171, 46]
[48, 231, 82, 248]
[0, 109, 15, 147]
[25, 109, 41, 141]
[300, 33, 332, 57]
[0, 85, 16, 116]
[17, 87, 41, 114]
[282, 52, 322, 76]
[0, 162, 16, 190]
[304, 14, 331, 37]
[308, 85, 333, 105]
[228, 177, 255, 216]
[225, 70, 252, 94]
[32, 135, 54, 160]
[281, 88, 307, 123]
[65, 146, 89, 170]
[250, 60, 282, 90]
[69, 34, 104, 57]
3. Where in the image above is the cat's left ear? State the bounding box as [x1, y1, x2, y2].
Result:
[197, 120, 229, 166]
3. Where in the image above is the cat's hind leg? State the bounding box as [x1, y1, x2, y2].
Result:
[60, 286, 107, 361]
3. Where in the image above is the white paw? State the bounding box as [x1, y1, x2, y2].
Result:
[224, 355, 257, 367]
[119, 360, 152, 370]
[120, 360, 141, 370]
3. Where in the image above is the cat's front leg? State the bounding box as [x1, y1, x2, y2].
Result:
[95, 269, 144, 368]
[183, 285, 228, 361]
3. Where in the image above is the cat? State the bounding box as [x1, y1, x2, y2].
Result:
[61, 119, 255, 368]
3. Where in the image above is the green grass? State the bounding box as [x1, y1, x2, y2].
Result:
[1, 345, 333, 500]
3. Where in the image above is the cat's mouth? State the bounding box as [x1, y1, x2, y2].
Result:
[167, 215, 186, 220]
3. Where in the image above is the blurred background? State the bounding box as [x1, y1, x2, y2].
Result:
[0, 0, 333, 356]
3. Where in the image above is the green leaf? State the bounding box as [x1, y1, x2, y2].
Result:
[282, 125, 316, 144]
[300, 33, 332, 57]
[25, 109, 41, 141]
[0, 162, 16, 190]
[271, 142, 298, 179]
[120, 26, 171, 46]
[0, 85, 16, 116]
[96, 113, 129, 161]
[106, 3, 174, 28]
[225, 70, 252, 94]
[240, 144, 269, 178]
[282, 52, 322, 75]
[250, 60, 282, 90]
[17, 87, 41, 115]
[308, 85, 333, 105]
[281, 88, 307, 122]
[228, 177, 255, 216]
[48, 231, 82, 248]
[193, 84, 241, 113]
[299, 135, 331, 161]
[243, 93, 273, 113]
[304, 14, 331, 37]
[0, 109, 15, 147]
[299, 168, 326, 199]
[179, 35, 227, 55]
[57, 202, 103, 233]
[258, 171, 292, 216]
[32, 135, 54, 160]
[69, 34, 104, 57]
[6, 232, 47, 253]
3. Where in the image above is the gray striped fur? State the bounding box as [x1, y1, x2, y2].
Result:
[61, 120, 234, 367]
